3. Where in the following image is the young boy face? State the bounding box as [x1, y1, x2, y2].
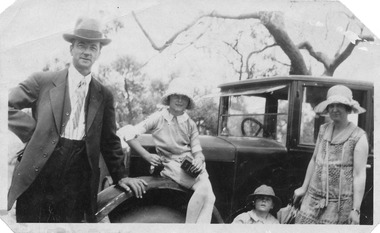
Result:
[254, 195, 274, 213]
[169, 94, 189, 115]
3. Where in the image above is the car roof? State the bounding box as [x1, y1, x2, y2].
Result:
[218, 76, 373, 90]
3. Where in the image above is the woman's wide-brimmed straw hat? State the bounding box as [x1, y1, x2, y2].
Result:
[63, 17, 111, 46]
[247, 185, 282, 212]
[161, 78, 196, 110]
[314, 85, 366, 114]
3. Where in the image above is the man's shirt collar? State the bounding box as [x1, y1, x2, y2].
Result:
[68, 64, 92, 88]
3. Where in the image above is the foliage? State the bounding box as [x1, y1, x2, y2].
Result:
[97, 56, 147, 127]
[188, 95, 219, 135]
[42, 58, 70, 72]
[97, 58, 219, 134]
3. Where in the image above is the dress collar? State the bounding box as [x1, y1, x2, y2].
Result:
[162, 107, 189, 123]
[323, 122, 357, 144]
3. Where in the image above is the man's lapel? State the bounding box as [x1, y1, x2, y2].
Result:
[49, 69, 70, 133]
[86, 77, 103, 132]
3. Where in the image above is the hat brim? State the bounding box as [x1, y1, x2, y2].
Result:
[247, 194, 282, 212]
[63, 34, 111, 46]
[314, 99, 366, 114]
[161, 93, 196, 110]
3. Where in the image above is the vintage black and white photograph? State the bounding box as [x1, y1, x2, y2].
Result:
[0, 0, 379, 232]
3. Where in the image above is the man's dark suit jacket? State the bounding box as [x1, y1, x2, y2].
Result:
[8, 68, 127, 221]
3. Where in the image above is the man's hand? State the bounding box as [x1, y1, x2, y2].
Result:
[118, 177, 148, 199]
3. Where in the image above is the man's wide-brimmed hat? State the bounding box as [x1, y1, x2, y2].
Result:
[314, 85, 366, 114]
[161, 78, 196, 110]
[63, 17, 111, 46]
[247, 185, 282, 211]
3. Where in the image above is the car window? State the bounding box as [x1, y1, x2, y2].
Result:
[219, 84, 288, 145]
[300, 85, 359, 145]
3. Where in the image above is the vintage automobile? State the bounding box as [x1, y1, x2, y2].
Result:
[96, 76, 373, 224]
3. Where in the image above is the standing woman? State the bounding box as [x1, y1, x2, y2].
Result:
[294, 85, 369, 224]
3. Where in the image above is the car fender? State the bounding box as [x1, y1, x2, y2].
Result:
[96, 176, 186, 222]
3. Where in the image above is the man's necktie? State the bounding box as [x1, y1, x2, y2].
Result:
[72, 79, 87, 129]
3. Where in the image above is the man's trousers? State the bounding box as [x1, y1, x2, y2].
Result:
[16, 137, 91, 223]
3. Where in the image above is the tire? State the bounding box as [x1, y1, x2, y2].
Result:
[97, 176, 224, 223]
[108, 189, 189, 223]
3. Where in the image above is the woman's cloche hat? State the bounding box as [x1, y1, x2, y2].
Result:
[247, 184, 282, 211]
[63, 16, 111, 46]
[161, 78, 196, 110]
[314, 85, 366, 114]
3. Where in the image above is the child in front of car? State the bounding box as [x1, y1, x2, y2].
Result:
[232, 184, 281, 224]
[118, 78, 216, 223]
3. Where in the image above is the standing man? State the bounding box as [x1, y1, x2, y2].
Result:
[8, 16, 147, 223]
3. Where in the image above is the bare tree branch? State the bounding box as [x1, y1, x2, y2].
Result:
[245, 43, 278, 78]
[224, 39, 244, 80]
[133, 9, 374, 77]
[209, 11, 309, 74]
[217, 50, 240, 77]
[133, 11, 211, 52]
[328, 35, 374, 75]
[223, 32, 246, 80]
[271, 57, 291, 67]
[298, 41, 331, 69]
[132, 11, 162, 51]
[299, 35, 374, 76]
[335, 21, 351, 56]
[132, 10, 261, 52]
[213, 11, 310, 74]
[173, 20, 212, 56]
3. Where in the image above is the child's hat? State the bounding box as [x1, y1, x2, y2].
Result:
[247, 184, 282, 211]
[161, 78, 196, 110]
[314, 85, 366, 114]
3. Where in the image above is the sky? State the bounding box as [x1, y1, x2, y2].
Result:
[1, 0, 380, 87]
[0, 0, 378, 34]
[1, 0, 380, 85]
[0, 0, 380, 232]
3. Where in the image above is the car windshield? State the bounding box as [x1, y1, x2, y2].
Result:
[218, 84, 289, 145]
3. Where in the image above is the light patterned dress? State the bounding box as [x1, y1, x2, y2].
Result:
[296, 122, 366, 224]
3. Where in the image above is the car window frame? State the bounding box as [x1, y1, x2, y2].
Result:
[290, 80, 374, 154]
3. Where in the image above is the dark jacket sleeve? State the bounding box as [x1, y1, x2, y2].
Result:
[8, 74, 39, 143]
[100, 88, 128, 183]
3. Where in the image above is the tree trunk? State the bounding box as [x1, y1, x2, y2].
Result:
[259, 12, 310, 75]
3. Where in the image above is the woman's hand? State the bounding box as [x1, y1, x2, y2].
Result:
[293, 186, 307, 205]
[349, 210, 360, 224]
